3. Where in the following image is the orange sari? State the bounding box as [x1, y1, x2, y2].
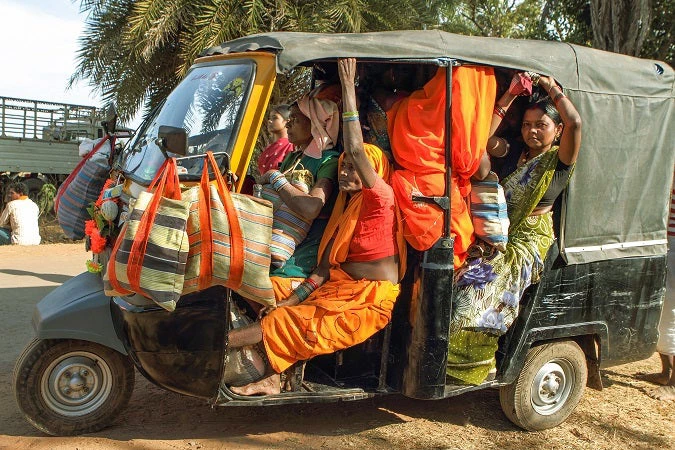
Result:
[260, 144, 402, 373]
[261, 268, 399, 373]
[388, 67, 496, 268]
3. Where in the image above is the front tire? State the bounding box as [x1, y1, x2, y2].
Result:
[499, 340, 587, 431]
[13, 339, 134, 436]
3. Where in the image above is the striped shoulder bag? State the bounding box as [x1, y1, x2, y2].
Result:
[182, 152, 275, 307]
[104, 157, 191, 310]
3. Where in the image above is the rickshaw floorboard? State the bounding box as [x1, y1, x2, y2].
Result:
[215, 363, 384, 406]
[215, 383, 377, 406]
[214, 365, 498, 406]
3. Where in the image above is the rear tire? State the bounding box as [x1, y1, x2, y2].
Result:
[499, 341, 587, 431]
[13, 339, 134, 436]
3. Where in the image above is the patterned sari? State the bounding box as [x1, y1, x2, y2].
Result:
[446, 147, 573, 385]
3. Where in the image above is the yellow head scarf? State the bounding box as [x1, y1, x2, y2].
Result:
[318, 143, 406, 279]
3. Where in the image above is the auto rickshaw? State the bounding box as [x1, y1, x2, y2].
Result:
[13, 30, 675, 436]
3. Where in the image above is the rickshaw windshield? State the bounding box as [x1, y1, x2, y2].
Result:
[119, 61, 255, 185]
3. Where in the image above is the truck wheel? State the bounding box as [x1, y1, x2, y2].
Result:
[13, 339, 134, 436]
[499, 341, 587, 431]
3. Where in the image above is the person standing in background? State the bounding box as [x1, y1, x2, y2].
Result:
[258, 105, 294, 175]
[0, 181, 41, 245]
[638, 170, 675, 401]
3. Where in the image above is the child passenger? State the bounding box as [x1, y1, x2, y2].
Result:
[257, 104, 294, 175]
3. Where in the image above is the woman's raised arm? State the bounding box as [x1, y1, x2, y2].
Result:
[538, 75, 582, 165]
[338, 58, 379, 189]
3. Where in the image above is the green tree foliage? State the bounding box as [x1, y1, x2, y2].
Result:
[71, 0, 672, 123]
[438, 0, 543, 38]
[36, 183, 56, 218]
[640, 0, 674, 65]
[71, 0, 440, 121]
[537, 0, 671, 64]
[536, 0, 592, 46]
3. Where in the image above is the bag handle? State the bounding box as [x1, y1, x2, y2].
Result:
[196, 156, 214, 291]
[283, 152, 304, 175]
[200, 151, 244, 291]
[54, 135, 111, 213]
[126, 158, 182, 295]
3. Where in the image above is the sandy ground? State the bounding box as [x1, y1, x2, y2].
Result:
[0, 243, 673, 450]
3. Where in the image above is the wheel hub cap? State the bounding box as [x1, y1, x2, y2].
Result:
[531, 359, 575, 416]
[41, 351, 113, 417]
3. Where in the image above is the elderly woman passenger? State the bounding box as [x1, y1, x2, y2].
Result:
[259, 89, 342, 301]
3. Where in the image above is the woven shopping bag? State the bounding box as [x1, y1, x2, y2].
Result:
[104, 158, 191, 310]
[260, 156, 314, 268]
[182, 152, 275, 307]
[55, 135, 114, 239]
[469, 173, 509, 251]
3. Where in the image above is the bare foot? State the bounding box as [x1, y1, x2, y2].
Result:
[230, 373, 281, 396]
[648, 385, 675, 401]
[636, 372, 670, 385]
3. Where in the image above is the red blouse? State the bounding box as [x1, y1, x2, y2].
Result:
[348, 177, 398, 262]
[258, 138, 294, 175]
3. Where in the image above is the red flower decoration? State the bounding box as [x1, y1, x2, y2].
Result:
[84, 219, 96, 236]
[90, 228, 107, 254]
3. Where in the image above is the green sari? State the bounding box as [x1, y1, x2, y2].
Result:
[446, 147, 572, 385]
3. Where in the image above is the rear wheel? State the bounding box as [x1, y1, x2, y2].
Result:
[13, 339, 134, 436]
[499, 341, 587, 431]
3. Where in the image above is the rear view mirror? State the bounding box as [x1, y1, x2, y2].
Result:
[156, 126, 188, 156]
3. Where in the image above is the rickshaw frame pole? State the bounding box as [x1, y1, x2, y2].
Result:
[444, 63, 453, 239]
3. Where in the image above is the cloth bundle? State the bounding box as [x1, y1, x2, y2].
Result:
[55, 135, 113, 239]
[469, 174, 509, 251]
[260, 159, 315, 268]
[221, 302, 268, 387]
[105, 152, 275, 310]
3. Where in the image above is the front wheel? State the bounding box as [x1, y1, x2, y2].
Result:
[499, 340, 587, 431]
[13, 339, 135, 436]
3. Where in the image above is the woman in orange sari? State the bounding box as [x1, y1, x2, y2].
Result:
[387, 67, 496, 268]
[227, 58, 403, 395]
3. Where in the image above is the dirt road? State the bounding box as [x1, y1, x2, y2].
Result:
[0, 243, 673, 450]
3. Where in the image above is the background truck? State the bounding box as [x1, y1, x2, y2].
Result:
[0, 96, 131, 209]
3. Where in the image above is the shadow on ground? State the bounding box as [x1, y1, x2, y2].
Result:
[0, 269, 71, 284]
